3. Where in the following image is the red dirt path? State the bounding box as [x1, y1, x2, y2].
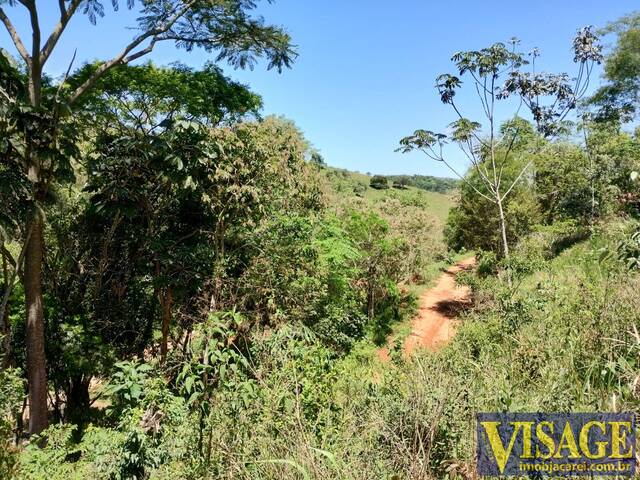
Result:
[378, 256, 475, 360]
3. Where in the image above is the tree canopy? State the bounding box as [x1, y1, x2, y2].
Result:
[590, 13, 640, 123]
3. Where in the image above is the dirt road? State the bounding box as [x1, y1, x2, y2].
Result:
[378, 257, 475, 360]
[403, 256, 475, 354]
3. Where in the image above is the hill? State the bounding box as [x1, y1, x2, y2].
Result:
[385, 174, 459, 193]
[321, 166, 455, 226]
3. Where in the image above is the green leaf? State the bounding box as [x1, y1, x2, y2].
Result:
[184, 375, 194, 394]
[130, 384, 142, 399]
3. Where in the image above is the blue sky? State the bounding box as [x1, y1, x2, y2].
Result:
[0, 0, 636, 177]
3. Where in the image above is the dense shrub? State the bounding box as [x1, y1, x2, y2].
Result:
[513, 220, 590, 262]
[475, 251, 498, 277]
[233, 210, 412, 351]
[444, 170, 541, 255]
[0, 367, 23, 479]
[237, 214, 366, 350]
[18, 373, 193, 480]
[369, 175, 389, 190]
[386, 174, 459, 193]
[391, 176, 409, 189]
[615, 224, 640, 269]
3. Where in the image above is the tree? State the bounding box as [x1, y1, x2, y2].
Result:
[444, 133, 543, 253]
[0, 48, 80, 437]
[68, 61, 263, 132]
[0, 54, 31, 367]
[581, 121, 640, 217]
[310, 151, 327, 167]
[88, 114, 318, 346]
[70, 63, 264, 363]
[398, 28, 602, 259]
[392, 176, 409, 189]
[534, 142, 595, 223]
[369, 175, 389, 190]
[0, 0, 295, 436]
[590, 13, 640, 123]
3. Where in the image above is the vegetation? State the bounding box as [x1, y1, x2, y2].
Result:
[1, 3, 640, 480]
[387, 175, 459, 193]
[399, 29, 603, 259]
[321, 168, 458, 197]
[369, 175, 390, 190]
[0, 0, 295, 436]
[591, 13, 640, 123]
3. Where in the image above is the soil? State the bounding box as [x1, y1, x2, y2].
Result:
[378, 256, 475, 360]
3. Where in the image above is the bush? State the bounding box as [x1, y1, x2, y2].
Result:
[237, 214, 366, 350]
[392, 176, 409, 189]
[476, 250, 498, 277]
[0, 367, 23, 479]
[352, 183, 366, 197]
[369, 175, 389, 190]
[616, 225, 640, 269]
[513, 220, 590, 263]
[18, 371, 192, 479]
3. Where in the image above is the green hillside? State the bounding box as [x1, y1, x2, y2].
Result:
[386, 174, 460, 193]
[320, 166, 458, 286]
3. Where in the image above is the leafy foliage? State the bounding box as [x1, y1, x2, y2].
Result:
[68, 62, 263, 130]
[616, 226, 640, 269]
[4, 6, 640, 480]
[104, 361, 153, 414]
[62, 0, 297, 72]
[590, 13, 640, 122]
[0, 366, 23, 478]
[369, 175, 389, 190]
[386, 174, 459, 193]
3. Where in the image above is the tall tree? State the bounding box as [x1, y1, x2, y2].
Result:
[71, 62, 262, 362]
[398, 28, 602, 258]
[0, 0, 295, 436]
[590, 13, 640, 123]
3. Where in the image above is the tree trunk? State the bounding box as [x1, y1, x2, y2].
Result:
[1, 302, 10, 369]
[496, 196, 509, 259]
[1, 251, 12, 368]
[23, 54, 49, 435]
[15, 396, 27, 445]
[24, 210, 48, 435]
[1, 309, 10, 368]
[160, 287, 172, 359]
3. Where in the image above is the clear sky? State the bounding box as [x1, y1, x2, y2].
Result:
[0, 0, 636, 177]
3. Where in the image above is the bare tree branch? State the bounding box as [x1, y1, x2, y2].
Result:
[22, 0, 41, 62]
[0, 6, 31, 64]
[0, 84, 15, 103]
[55, 49, 77, 104]
[422, 148, 495, 203]
[67, 1, 195, 105]
[0, 242, 16, 270]
[500, 158, 534, 202]
[41, 0, 83, 67]
[450, 99, 490, 150]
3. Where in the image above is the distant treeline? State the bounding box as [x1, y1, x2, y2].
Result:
[385, 175, 459, 193]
